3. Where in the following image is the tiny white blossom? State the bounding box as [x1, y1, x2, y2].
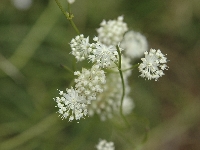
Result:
[88, 40, 121, 68]
[74, 65, 106, 103]
[96, 139, 115, 150]
[53, 87, 88, 121]
[67, 0, 75, 4]
[138, 49, 169, 81]
[121, 30, 148, 59]
[93, 36, 99, 41]
[70, 34, 92, 61]
[97, 16, 128, 46]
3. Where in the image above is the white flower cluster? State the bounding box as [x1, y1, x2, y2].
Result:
[121, 30, 148, 59]
[70, 35, 120, 68]
[52, 2, 170, 148]
[138, 49, 168, 81]
[96, 139, 115, 150]
[88, 73, 121, 121]
[74, 65, 106, 103]
[54, 14, 168, 124]
[88, 57, 134, 121]
[70, 34, 92, 61]
[88, 39, 120, 68]
[54, 65, 106, 122]
[54, 87, 88, 121]
[97, 16, 128, 46]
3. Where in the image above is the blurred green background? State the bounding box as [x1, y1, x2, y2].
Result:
[0, 0, 200, 149]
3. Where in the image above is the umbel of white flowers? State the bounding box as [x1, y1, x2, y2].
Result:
[139, 49, 169, 81]
[97, 16, 128, 46]
[54, 15, 169, 122]
[96, 139, 115, 150]
[70, 34, 92, 61]
[121, 30, 148, 59]
[54, 65, 106, 122]
[53, 87, 88, 121]
[74, 65, 106, 104]
[70, 35, 121, 68]
[88, 56, 134, 121]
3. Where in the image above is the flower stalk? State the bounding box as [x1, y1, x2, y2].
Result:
[116, 45, 130, 128]
[55, 0, 80, 34]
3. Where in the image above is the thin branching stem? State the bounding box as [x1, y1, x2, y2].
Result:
[122, 63, 139, 72]
[54, 0, 80, 34]
[60, 64, 74, 74]
[116, 45, 130, 128]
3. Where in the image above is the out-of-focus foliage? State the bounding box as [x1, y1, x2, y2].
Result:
[0, 0, 200, 150]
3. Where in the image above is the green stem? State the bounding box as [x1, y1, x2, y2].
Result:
[105, 63, 139, 74]
[116, 45, 130, 128]
[122, 63, 139, 72]
[68, 18, 80, 35]
[54, 0, 68, 18]
[54, 0, 80, 34]
[67, 2, 71, 14]
[60, 64, 73, 74]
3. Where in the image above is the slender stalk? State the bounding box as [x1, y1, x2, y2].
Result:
[67, 2, 80, 34]
[105, 63, 139, 74]
[122, 63, 139, 72]
[68, 18, 80, 35]
[54, 0, 80, 34]
[67, 2, 71, 14]
[54, 0, 79, 71]
[116, 45, 130, 128]
[60, 64, 74, 74]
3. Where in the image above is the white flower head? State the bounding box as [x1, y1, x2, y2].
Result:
[121, 30, 148, 59]
[88, 38, 121, 68]
[138, 49, 169, 81]
[70, 34, 92, 61]
[96, 139, 115, 150]
[88, 73, 120, 121]
[54, 87, 88, 122]
[74, 65, 106, 103]
[88, 56, 134, 121]
[97, 16, 128, 46]
[67, 0, 75, 4]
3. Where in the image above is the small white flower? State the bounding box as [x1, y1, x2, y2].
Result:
[138, 49, 169, 81]
[74, 65, 106, 103]
[121, 30, 148, 59]
[97, 16, 128, 46]
[54, 87, 88, 121]
[70, 34, 92, 61]
[67, 0, 75, 4]
[88, 40, 121, 68]
[96, 139, 115, 150]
